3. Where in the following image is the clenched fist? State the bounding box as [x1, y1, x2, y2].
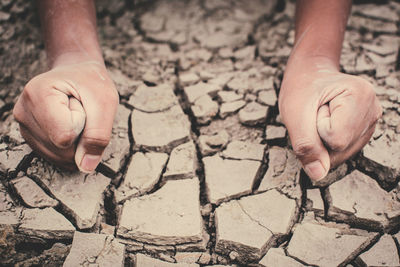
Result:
[279, 58, 382, 181]
[13, 61, 119, 172]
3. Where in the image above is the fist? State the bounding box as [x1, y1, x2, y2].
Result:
[13, 61, 119, 172]
[279, 67, 382, 181]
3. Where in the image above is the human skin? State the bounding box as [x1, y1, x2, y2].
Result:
[13, 0, 119, 172]
[279, 0, 382, 181]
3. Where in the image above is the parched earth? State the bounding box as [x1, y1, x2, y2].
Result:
[0, 0, 400, 266]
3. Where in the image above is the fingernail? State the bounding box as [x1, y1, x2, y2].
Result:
[304, 160, 326, 181]
[79, 154, 101, 173]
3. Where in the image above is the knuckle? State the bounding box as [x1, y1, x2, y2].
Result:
[352, 77, 374, 97]
[359, 80, 376, 100]
[326, 135, 349, 152]
[108, 88, 119, 105]
[22, 82, 36, 102]
[99, 88, 119, 110]
[13, 102, 24, 124]
[292, 139, 316, 157]
[84, 136, 110, 148]
[21, 74, 48, 103]
[352, 78, 382, 127]
[51, 130, 76, 148]
[82, 131, 111, 151]
[354, 76, 373, 90]
[24, 75, 42, 95]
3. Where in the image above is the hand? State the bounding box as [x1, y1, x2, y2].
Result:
[279, 58, 382, 181]
[13, 61, 119, 172]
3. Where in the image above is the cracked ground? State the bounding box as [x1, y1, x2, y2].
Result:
[1, 0, 400, 266]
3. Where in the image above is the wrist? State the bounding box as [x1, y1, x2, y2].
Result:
[50, 51, 105, 69]
[279, 53, 340, 105]
[284, 52, 339, 79]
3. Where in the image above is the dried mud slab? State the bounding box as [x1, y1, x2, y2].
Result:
[191, 94, 219, 125]
[11, 176, 58, 208]
[326, 170, 400, 232]
[287, 219, 379, 267]
[219, 100, 247, 119]
[63, 232, 125, 267]
[27, 159, 111, 229]
[198, 130, 230, 156]
[305, 188, 325, 217]
[164, 141, 197, 180]
[135, 253, 199, 267]
[184, 82, 222, 104]
[221, 140, 265, 161]
[238, 101, 269, 126]
[101, 104, 131, 175]
[200, 115, 265, 146]
[257, 147, 302, 200]
[215, 190, 299, 264]
[358, 129, 400, 190]
[0, 183, 20, 227]
[0, 143, 31, 176]
[131, 105, 191, 152]
[115, 152, 168, 203]
[128, 83, 177, 112]
[117, 179, 205, 247]
[259, 248, 305, 267]
[18, 208, 75, 240]
[265, 125, 287, 142]
[0, 113, 25, 145]
[203, 155, 261, 204]
[355, 234, 400, 266]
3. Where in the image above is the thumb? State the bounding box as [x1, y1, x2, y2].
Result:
[281, 97, 330, 181]
[74, 92, 118, 173]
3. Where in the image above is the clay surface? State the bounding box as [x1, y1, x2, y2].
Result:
[1, 0, 399, 265]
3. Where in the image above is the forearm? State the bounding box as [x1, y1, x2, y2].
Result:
[37, 0, 103, 68]
[287, 0, 352, 71]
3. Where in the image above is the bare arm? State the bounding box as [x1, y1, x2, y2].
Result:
[38, 0, 103, 67]
[14, 0, 118, 172]
[289, 0, 352, 69]
[279, 0, 381, 181]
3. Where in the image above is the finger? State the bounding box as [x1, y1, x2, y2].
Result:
[22, 75, 83, 149]
[75, 83, 119, 173]
[28, 89, 79, 149]
[44, 92, 81, 149]
[280, 91, 330, 181]
[19, 124, 76, 170]
[15, 97, 77, 167]
[317, 91, 358, 151]
[316, 104, 331, 142]
[329, 122, 376, 167]
[69, 96, 86, 136]
[317, 80, 382, 153]
[15, 99, 76, 162]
